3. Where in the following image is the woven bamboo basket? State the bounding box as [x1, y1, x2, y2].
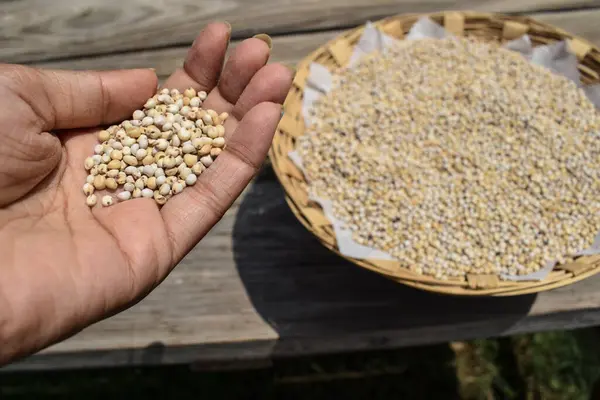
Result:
[270, 11, 600, 296]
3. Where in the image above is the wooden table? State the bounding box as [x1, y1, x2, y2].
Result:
[3, 0, 600, 372]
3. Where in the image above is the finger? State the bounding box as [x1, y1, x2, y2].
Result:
[162, 22, 231, 92]
[217, 37, 271, 104]
[231, 63, 293, 120]
[0, 65, 157, 131]
[160, 102, 282, 261]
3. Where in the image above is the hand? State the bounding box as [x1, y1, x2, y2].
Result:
[0, 23, 292, 365]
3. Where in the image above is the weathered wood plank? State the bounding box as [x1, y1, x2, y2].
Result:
[31, 9, 600, 82]
[4, 167, 600, 372]
[1, 0, 599, 63]
[33, 30, 341, 80]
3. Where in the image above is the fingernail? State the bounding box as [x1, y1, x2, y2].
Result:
[253, 33, 272, 49]
[224, 21, 231, 33]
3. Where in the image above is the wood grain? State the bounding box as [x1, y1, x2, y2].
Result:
[5, 167, 600, 372]
[2, 0, 600, 64]
[33, 30, 342, 81]
[32, 9, 600, 82]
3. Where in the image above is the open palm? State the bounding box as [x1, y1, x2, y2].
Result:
[0, 23, 292, 365]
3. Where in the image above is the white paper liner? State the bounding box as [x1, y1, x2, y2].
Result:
[290, 17, 600, 281]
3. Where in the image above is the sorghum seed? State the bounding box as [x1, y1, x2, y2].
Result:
[117, 172, 127, 185]
[165, 167, 178, 176]
[93, 175, 106, 190]
[142, 155, 155, 165]
[141, 188, 154, 198]
[86, 194, 97, 207]
[185, 174, 197, 186]
[101, 195, 113, 207]
[212, 137, 225, 148]
[198, 144, 212, 156]
[107, 159, 122, 170]
[184, 154, 198, 167]
[123, 155, 138, 166]
[159, 183, 171, 196]
[172, 182, 184, 194]
[98, 130, 110, 142]
[105, 178, 118, 190]
[84, 157, 95, 170]
[147, 176, 157, 189]
[156, 175, 167, 186]
[192, 163, 205, 175]
[132, 110, 145, 120]
[111, 150, 123, 160]
[117, 191, 131, 201]
[83, 183, 94, 196]
[200, 156, 213, 167]
[154, 192, 168, 205]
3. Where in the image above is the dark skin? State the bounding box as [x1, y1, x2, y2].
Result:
[0, 22, 293, 365]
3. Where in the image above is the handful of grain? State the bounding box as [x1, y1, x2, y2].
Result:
[83, 88, 227, 207]
[298, 37, 600, 279]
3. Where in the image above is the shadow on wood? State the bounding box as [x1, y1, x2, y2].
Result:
[232, 166, 537, 355]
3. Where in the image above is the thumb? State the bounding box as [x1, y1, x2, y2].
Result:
[0, 65, 158, 131]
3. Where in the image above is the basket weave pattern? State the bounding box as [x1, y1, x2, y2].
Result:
[270, 11, 600, 296]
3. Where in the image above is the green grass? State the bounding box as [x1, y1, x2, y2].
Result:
[2, 328, 600, 399]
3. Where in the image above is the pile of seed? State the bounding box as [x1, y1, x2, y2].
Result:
[83, 88, 227, 207]
[298, 36, 600, 279]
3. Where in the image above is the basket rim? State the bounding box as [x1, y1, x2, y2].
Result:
[269, 10, 600, 296]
